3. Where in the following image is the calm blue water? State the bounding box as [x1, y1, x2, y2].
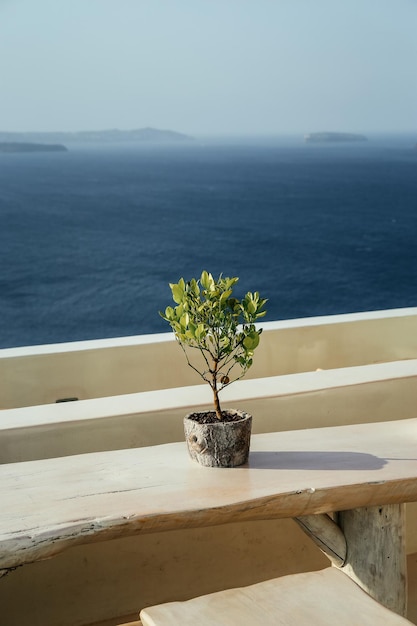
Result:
[1, 135, 416, 349]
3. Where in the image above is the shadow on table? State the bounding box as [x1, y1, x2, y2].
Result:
[247, 450, 387, 470]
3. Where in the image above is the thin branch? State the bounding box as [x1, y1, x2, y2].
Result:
[179, 343, 212, 385]
[219, 368, 249, 391]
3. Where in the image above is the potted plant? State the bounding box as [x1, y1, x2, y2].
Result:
[160, 270, 267, 467]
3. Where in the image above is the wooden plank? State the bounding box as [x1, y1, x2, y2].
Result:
[140, 567, 413, 625]
[1, 418, 417, 573]
[339, 504, 407, 616]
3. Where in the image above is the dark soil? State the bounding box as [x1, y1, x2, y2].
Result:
[187, 410, 244, 424]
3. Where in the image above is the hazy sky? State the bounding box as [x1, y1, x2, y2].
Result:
[0, 0, 416, 136]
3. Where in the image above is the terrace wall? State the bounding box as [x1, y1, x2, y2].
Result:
[1, 307, 417, 409]
[1, 309, 417, 626]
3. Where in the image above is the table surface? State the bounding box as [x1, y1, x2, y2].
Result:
[1, 417, 417, 572]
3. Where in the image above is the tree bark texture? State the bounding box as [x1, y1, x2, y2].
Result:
[338, 504, 407, 616]
[184, 410, 252, 467]
[294, 514, 347, 567]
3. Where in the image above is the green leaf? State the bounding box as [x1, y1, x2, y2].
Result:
[171, 282, 185, 304]
[164, 306, 174, 320]
[174, 304, 184, 319]
[200, 270, 210, 289]
[195, 323, 206, 340]
[190, 278, 200, 296]
[180, 312, 189, 329]
[243, 331, 260, 351]
[161, 271, 266, 404]
[219, 289, 232, 305]
[246, 296, 257, 315]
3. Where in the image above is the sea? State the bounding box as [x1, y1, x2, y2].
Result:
[1, 134, 416, 349]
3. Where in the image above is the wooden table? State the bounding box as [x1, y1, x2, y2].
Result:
[1, 418, 417, 615]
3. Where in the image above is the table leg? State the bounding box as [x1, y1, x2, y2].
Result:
[338, 504, 407, 616]
[295, 514, 346, 567]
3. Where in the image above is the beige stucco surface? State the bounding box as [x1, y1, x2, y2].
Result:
[1, 309, 417, 626]
[2, 360, 417, 464]
[1, 308, 417, 410]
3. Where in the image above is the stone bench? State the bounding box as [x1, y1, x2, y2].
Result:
[139, 568, 413, 625]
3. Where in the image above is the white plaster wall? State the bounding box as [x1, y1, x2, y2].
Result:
[1, 308, 417, 409]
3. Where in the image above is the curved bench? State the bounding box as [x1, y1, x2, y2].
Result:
[140, 568, 412, 625]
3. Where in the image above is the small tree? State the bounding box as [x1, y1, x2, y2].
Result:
[160, 271, 267, 420]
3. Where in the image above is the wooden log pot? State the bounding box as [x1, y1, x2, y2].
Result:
[183, 409, 252, 468]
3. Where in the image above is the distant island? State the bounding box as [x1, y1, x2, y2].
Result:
[0, 142, 68, 153]
[0, 127, 193, 145]
[304, 132, 367, 143]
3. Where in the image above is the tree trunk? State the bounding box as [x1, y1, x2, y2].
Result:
[338, 505, 407, 616]
[211, 360, 223, 420]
